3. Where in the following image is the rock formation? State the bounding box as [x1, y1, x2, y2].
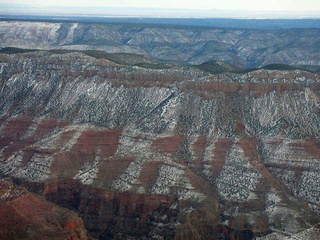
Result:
[0, 20, 319, 239]
[0, 179, 94, 240]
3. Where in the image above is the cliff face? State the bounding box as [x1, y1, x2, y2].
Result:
[0, 50, 320, 239]
[0, 179, 93, 240]
[1, 20, 320, 67]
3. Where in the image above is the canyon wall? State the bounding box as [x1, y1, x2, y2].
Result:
[0, 50, 319, 239]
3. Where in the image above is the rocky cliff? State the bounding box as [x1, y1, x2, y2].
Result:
[1, 20, 320, 67]
[0, 179, 94, 240]
[0, 50, 319, 239]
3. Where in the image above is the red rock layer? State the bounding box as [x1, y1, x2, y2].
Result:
[151, 135, 182, 154]
[192, 135, 208, 171]
[212, 139, 233, 178]
[40, 179, 179, 239]
[51, 129, 121, 179]
[137, 161, 162, 192]
[0, 179, 94, 240]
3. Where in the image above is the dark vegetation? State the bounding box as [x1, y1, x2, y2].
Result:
[81, 51, 172, 69]
[195, 60, 320, 74]
[196, 60, 242, 74]
[1, 47, 320, 74]
[0, 47, 38, 54]
[0, 47, 171, 69]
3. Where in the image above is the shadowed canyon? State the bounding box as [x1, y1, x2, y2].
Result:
[0, 20, 320, 239]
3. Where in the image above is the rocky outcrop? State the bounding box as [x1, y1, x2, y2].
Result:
[1, 20, 320, 67]
[0, 179, 93, 240]
[0, 51, 319, 239]
[42, 179, 179, 239]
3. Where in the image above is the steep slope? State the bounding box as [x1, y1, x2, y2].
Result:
[1, 20, 320, 67]
[0, 179, 94, 240]
[0, 51, 319, 239]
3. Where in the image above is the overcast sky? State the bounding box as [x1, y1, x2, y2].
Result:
[1, 0, 320, 11]
[0, 0, 320, 18]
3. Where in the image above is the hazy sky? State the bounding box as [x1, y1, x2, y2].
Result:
[1, 0, 320, 12]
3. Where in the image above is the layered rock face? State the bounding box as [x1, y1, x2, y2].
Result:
[1, 20, 320, 67]
[0, 49, 320, 239]
[0, 179, 93, 240]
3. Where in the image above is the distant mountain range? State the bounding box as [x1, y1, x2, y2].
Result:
[1, 20, 320, 67]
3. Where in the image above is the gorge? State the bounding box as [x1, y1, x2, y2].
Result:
[0, 19, 320, 239]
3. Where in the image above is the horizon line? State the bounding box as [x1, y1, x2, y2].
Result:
[1, 5, 320, 19]
[2, 4, 320, 13]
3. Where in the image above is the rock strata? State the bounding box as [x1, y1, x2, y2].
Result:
[0, 179, 94, 240]
[0, 51, 319, 239]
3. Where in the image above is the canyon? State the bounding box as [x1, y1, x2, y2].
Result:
[0, 20, 320, 239]
[1, 20, 320, 67]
